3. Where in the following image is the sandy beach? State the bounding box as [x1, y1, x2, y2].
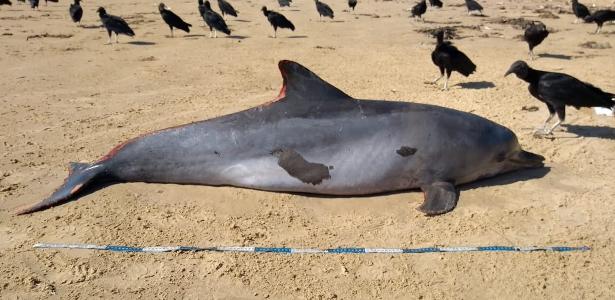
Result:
[1, 0, 615, 298]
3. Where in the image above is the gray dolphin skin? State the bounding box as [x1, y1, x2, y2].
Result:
[17, 60, 544, 216]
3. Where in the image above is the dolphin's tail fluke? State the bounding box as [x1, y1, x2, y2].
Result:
[15, 162, 104, 215]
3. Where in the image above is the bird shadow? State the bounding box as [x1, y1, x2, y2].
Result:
[286, 35, 308, 39]
[561, 124, 615, 140]
[80, 24, 103, 29]
[127, 41, 156, 46]
[183, 34, 207, 38]
[227, 35, 248, 39]
[233, 19, 251, 23]
[329, 20, 345, 23]
[538, 53, 572, 60]
[456, 81, 496, 89]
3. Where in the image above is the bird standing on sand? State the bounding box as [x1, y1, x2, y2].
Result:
[217, 0, 237, 18]
[29, 0, 38, 10]
[277, 0, 291, 8]
[571, 0, 590, 23]
[505, 60, 615, 136]
[464, 0, 483, 16]
[348, 0, 357, 12]
[158, 3, 191, 37]
[201, 0, 231, 37]
[97, 7, 135, 44]
[429, 0, 443, 8]
[262, 6, 294, 38]
[584, 10, 615, 34]
[430, 30, 476, 90]
[524, 21, 549, 60]
[69, 0, 83, 25]
[411, 0, 427, 20]
[315, 0, 334, 20]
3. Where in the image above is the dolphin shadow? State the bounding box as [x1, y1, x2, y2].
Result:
[538, 53, 572, 60]
[33, 166, 550, 213]
[127, 41, 156, 46]
[562, 124, 615, 140]
[227, 35, 248, 39]
[460, 167, 550, 191]
[456, 81, 495, 89]
[287, 167, 550, 200]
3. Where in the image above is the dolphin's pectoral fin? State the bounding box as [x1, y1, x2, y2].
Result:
[418, 181, 458, 216]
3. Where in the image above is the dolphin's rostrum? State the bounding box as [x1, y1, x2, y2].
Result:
[17, 60, 544, 216]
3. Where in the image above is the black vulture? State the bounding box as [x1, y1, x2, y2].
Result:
[429, 0, 443, 8]
[218, 0, 237, 17]
[571, 0, 590, 23]
[202, 1, 231, 37]
[505, 60, 615, 136]
[348, 0, 357, 12]
[44, 0, 58, 6]
[96, 7, 135, 44]
[69, 0, 83, 25]
[523, 21, 549, 60]
[29, 0, 38, 10]
[262, 6, 294, 38]
[464, 0, 483, 16]
[158, 3, 191, 37]
[584, 10, 615, 34]
[277, 0, 292, 8]
[411, 0, 427, 20]
[315, 0, 334, 20]
[0, 0, 11, 6]
[430, 30, 476, 90]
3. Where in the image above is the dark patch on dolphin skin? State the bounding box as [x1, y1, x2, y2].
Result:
[396, 146, 417, 157]
[271, 148, 331, 185]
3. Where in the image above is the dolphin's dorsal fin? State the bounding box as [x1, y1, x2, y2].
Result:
[277, 60, 352, 102]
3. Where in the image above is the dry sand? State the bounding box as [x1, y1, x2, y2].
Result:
[1, 0, 615, 298]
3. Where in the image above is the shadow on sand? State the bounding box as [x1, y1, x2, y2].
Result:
[456, 81, 496, 89]
[538, 53, 573, 60]
[127, 41, 156, 46]
[562, 124, 615, 140]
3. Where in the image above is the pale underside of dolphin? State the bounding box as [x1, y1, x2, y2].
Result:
[17, 60, 545, 216]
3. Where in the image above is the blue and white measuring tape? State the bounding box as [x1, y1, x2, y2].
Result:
[33, 243, 590, 254]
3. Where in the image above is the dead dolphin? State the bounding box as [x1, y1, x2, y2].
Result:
[17, 60, 544, 216]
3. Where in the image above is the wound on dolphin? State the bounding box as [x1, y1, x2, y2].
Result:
[396, 146, 417, 157]
[272, 148, 331, 185]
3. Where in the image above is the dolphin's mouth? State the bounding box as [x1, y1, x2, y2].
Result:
[508, 150, 545, 168]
